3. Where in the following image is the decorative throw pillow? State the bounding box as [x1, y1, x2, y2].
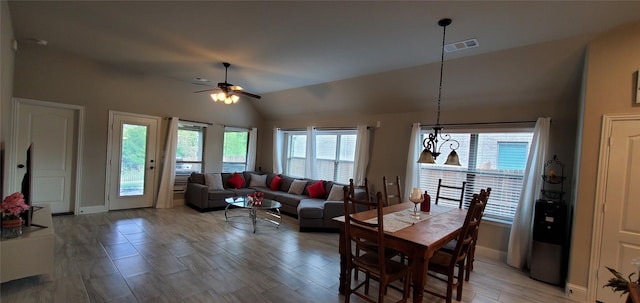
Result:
[288, 179, 307, 195]
[326, 185, 345, 201]
[227, 172, 245, 189]
[307, 180, 326, 198]
[249, 174, 267, 188]
[204, 173, 224, 190]
[270, 175, 283, 191]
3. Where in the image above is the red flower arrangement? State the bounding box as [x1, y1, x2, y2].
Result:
[1, 192, 30, 219]
[248, 191, 264, 205]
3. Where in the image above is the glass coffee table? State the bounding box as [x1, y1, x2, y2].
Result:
[224, 196, 282, 233]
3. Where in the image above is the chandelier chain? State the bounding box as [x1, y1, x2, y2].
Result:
[436, 20, 447, 126]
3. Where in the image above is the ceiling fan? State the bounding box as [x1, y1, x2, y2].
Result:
[194, 62, 261, 104]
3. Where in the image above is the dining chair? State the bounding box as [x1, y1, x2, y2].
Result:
[439, 187, 491, 282]
[382, 176, 403, 207]
[424, 194, 483, 303]
[342, 188, 412, 303]
[464, 187, 491, 281]
[435, 179, 467, 208]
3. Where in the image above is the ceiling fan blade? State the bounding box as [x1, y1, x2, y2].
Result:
[233, 90, 262, 99]
[193, 88, 218, 93]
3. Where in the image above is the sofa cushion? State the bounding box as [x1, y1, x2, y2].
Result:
[307, 180, 326, 198]
[288, 179, 307, 195]
[189, 173, 206, 185]
[231, 188, 255, 197]
[227, 172, 245, 189]
[326, 184, 345, 201]
[207, 190, 235, 201]
[270, 175, 283, 191]
[276, 192, 307, 208]
[249, 173, 267, 188]
[297, 199, 325, 219]
[204, 173, 224, 190]
[280, 175, 295, 192]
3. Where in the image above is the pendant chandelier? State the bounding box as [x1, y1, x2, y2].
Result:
[417, 18, 461, 166]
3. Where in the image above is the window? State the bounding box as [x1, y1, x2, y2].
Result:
[222, 128, 249, 173]
[282, 129, 358, 183]
[175, 123, 205, 175]
[316, 131, 357, 183]
[175, 123, 205, 192]
[283, 131, 307, 178]
[418, 129, 534, 223]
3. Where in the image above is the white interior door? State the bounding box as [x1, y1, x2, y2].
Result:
[107, 112, 159, 210]
[15, 102, 76, 214]
[596, 118, 640, 303]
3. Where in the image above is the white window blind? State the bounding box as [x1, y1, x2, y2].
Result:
[418, 129, 534, 223]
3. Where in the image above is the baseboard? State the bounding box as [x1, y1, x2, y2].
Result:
[565, 283, 587, 302]
[475, 245, 507, 262]
[78, 205, 107, 214]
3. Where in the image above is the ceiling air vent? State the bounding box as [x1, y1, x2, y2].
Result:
[444, 38, 479, 53]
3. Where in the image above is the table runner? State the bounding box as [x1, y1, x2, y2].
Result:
[365, 206, 450, 232]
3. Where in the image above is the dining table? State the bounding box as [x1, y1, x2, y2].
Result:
[334, 202, 467, 303]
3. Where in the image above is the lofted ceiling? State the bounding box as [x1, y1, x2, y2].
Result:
[8, 1, 640, 116]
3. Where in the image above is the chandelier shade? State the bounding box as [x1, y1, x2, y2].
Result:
[417, 18, 461, 166]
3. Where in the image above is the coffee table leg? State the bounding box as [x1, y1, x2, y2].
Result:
[251, 208, 257, 233]
[224, 203, 231, 221]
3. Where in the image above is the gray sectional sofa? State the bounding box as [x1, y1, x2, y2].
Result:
[185, 171, 367, 231]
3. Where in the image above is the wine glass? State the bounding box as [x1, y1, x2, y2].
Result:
[409, 194, 424, 219]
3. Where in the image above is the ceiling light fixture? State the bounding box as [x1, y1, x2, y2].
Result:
[417, 18, 461, 166]
[210, 91, 239, 104]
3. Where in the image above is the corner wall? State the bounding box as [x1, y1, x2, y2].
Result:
[1, 1, 15, 196]
[568, 20, 640, 288]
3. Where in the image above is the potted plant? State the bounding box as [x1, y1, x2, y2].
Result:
[1, 192, 30, 239]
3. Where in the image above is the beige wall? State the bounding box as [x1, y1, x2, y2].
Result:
[1, 1, 15, 196]
[257, 37, 584, 254]
[568, 21, 640, 288]
[11, 45, 263, 209]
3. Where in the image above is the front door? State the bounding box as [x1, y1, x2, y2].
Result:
[107, 112, 159, 210]
[596, 117, 640, 303]
[14, 101, 77, 214]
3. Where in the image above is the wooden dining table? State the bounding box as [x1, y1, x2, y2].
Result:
[334, 202, 467, 303]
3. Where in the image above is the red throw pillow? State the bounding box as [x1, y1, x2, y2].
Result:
[307, 180, 326, 198]
[227, 172, 245, 189]
[270, 175, 283, 191]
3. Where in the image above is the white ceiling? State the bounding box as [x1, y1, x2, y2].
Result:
[8, 1, 640, 96]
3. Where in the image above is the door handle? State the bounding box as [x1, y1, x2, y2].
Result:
[17, 164, 25, 168]
[149, 166, 154, 170]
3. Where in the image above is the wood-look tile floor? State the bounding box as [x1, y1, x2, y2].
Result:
[0, 206, 576, 303]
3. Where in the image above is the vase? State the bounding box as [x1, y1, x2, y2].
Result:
[2, 217, 24, 239]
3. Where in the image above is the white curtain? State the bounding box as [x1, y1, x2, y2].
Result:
[246, 127, 258, 171]
[272, 128, 283, 174]
[404, 123, 422, 200]
[155, 117, 179, 208]
[353, 125, 370, 186]
[507, 117, 551, 268]
[305, 126, 318, 179]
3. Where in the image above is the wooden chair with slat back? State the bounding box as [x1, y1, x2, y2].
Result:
[342, 187, 411, 303]
[424, 194, 484, 303]
[349, 178, 371, 210]
[382, 176, 403, 207]
[439, 187, 491, 282]
[465, 187, 491, 281]
[435, 179, 467, 208]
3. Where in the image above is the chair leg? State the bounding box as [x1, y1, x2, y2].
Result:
[456, 262, 465, 301]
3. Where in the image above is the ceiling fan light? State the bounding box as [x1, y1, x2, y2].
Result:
[224, 97, 233, 104]
[210, 94, 218, 102]
[217, 92, 226, 100]
[231, 95, 239, 102]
